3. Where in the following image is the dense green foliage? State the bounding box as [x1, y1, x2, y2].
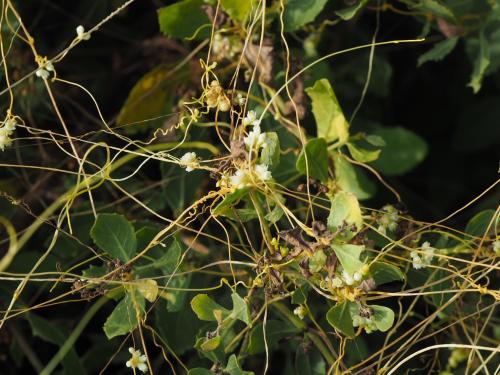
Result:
[0, 0, 498, 374]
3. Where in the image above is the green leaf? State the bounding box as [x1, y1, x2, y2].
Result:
[27, 314, 85, 375]
[468, 30, 490, 93]
[412, 0, 455, 20]
[283, 0, 329, 31]
[260, 132, 280, 169]
[465, 209, 497, 237]
[417, 37, 459, 67]
[369, 262, 404, 285]
[294, 345, 326, 375]
[332, 153, 375, 200]
[158, 0, 209, 39]
[296, 138, 329, 182]
[116, 64, 189, 132]
[200, 335, 222, 351]
[230, 292, 251, 326]
[188, 369, 214, 375]
[190, 294, 230, 322]
[335, 0, 368, 20]
[247, 320, 300, 354]
[157, 239, 182, 275]
[213, 187, 251, 216]
[103, 292, 145, 339]
[370, 305, 394, 332]
[221, 0, 254, 22]
[305, 79, 349, 144]
[371, 127, 428, 176]
[291, 284, 310, 305]
[309, 249, 327, 273]
[327, 191, 363, 235]
[91, 214, 137, 262]
[326, 301, 356, 337]
[224, 354, 255, 375]
[331, 243, 364, 275]
[346, 142, 381, 163]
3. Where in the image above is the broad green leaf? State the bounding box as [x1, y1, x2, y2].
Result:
[283, 0, 329, 31]
[296, 138, 329, 182]
[190, 294, 230, 322]
[222, 208, 259, 222]
[82, 264, 107, 279]
[465, 209, 497, 237]
[330, 243, 364, 275]
[265, 204, 284, 224]
[371, 127, 428, 176]
[221, 0, 254, 22]
[103, 292, 145, 339]
[230, 292, 251, 326]
[260, 132, 280, 169]
[294, 345, 326, 375]
[468, 30, 490, 93]
[247, 320, 300, 354]
[326, 301, 356, 337]
[335, 0, 368, 20]
[291, 284, 310, 305]
[418, 37, 459, 67]
[346, 142, 381, 163]
[213, 187, 251, 216]
[224, 354, 255, 375]
[166, 274, 191, 312]
[27, 314, 85, 375]
[306, 79, 349, 144]
[309, 249, 327, 273]
[370, 305, 395, 332]
[369, 262, 404, 285]
[91, 214, 137, 262]
[327, 191, 363, 235]
[332, 153, 375, 200]
[136, 279, 158, 302]
[158, 0, 209, 39]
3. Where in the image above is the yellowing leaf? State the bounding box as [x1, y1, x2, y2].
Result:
[306, 79, 349, 144]
[327, 191, 363, 233]
[136, 279, 159, 302]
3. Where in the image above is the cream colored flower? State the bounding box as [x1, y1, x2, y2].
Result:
[255, 163, 271, 181]
[0, 128, 13, 151]
[76, 25, 91, 41]
[244, 124, 266, 150]
[126, 347, 148, 373]
[179, 152, 199, 172]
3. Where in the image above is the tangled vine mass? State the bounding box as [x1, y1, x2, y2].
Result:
[0, 0, 499, 374]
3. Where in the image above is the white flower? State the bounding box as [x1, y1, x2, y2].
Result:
[377, 205, 399, 235]
[126, 347, 148, 373]
[353, 272, 362, 282]
[255, 163, 271, 181]
[494, 240, 500, 256]
[237, 94, 246, 106]
[342, 270, 354, 286]
[36, 68, 50, 80]
[243, 110, 261, 127]
[331, 276, 343, 288]
[421, 241, 435, 263]
[4, 118, 16, 132]
[230, 168, 249, 189]
[179, 152, 199, 172]
[0, 128, 13, 151]
[410, 250, 423, 269]
[244, 124, 266, 151]
[293, 305, 307, 320]
[76, 25, 91, 41]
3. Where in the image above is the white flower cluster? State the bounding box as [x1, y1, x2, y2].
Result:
[410, 241, 435, 270]
[211, 33, 241, 60]
[377, 205, 399, 235]
[293, 305, 307, 320]
[179, 152, 199, 172]
[36, 60, 54, 80]
[328, 269, 364, 289]
[0, 117, 17, 151]
[229, 163, 271, 189]
[352, 313, 377, 333]
[126, 347, 148, 373]
[76, 25, 91, 41]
